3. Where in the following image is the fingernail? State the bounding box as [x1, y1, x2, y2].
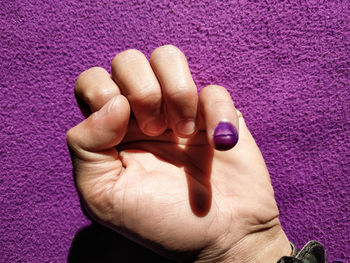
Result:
[213, 122, 238, 151]
[144, 118, 165, 135]
[176, 119, 196, 136]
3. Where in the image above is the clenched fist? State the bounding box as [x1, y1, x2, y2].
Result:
[66, 45, 291, 262]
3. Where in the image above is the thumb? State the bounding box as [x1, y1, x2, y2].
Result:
[66, 94, 130, 161]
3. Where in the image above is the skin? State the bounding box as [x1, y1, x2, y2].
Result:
[67, 45, 291, 262]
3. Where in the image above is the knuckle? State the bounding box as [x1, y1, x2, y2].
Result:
[91, 87, 114, 104]
[112, 49, 144, 66]
[83, 90, 94, 106]
[201, 85, 234, 105]
[85, 66, 108, 75]
[77, 87, 115, 110]
[211, 99, 233, 109]
[75, 67, 109, 97]
[166, 86, 197, 103]
[204, 84, 227, 93]
[74, 73, 85, 93]
[150, 44, 183, 61]
[76, 67, 106, 86]
[131, 87, 162, 108]
[66, 128, 74, 143]
[66, 127, 77, 150]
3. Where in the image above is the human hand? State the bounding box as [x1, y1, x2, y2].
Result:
[66, 45, 291, 262]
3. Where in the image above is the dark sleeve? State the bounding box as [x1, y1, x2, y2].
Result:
[277, 241, 327, 263]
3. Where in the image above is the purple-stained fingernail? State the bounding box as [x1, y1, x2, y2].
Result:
[213, 122, 238, 151]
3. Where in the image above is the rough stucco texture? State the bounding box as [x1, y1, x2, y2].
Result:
[0, 1, 349, 262]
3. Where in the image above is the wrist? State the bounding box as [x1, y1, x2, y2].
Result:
[194, 218, 291, 263]
[238, 223, 292, 263]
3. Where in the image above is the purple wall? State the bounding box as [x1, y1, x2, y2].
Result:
[1, 1, 349, 262]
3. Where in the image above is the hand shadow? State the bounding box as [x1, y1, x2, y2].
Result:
[119, 130, 214, 217]
[68, 223, 176, 263]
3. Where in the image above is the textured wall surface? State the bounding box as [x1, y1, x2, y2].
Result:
[1, 1, 349, 262]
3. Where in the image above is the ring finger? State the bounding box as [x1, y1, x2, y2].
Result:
[111, 49, 167, 136]
[150, 45, 198, 137]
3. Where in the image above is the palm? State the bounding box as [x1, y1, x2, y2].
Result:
[86, 119, 279, 255]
